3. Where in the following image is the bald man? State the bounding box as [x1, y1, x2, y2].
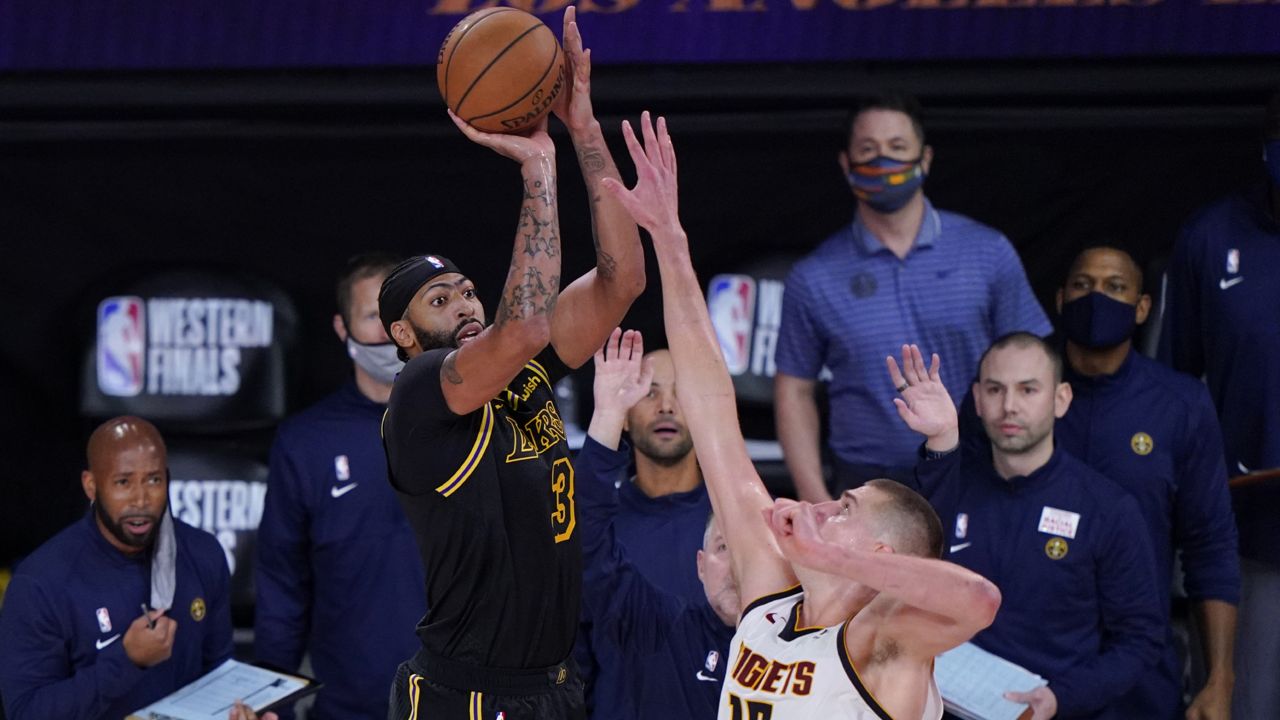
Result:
[0, 417, 235, 720]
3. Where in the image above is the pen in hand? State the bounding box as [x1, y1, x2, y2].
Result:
[141, 602, 156, 630]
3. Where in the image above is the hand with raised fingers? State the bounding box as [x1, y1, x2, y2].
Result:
[593, 328, 653, 418]
[587, 327, 653, 448]
[448, 110, 555, 166]
[599, 111, 681, 238]
[886, 344, 958, 449]
[551, 5, 595, 133]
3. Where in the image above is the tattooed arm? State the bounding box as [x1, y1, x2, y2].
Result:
[440, 113, 562, 415]
[547, 7, 645, 369]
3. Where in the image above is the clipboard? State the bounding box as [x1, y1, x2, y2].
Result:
[127, 659, 321, 720]
[934, 642, 1046, 720]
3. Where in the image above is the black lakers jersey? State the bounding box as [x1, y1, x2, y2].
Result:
[383, 346, 580, 669]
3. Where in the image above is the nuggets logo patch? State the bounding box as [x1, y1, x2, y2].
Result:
[1130, 432, 1154, 456]
[190, 597, 207, 622]
[1045, 537, 1069, 560]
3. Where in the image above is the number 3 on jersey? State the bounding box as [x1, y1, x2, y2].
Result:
[727, 694, 773, 720]
[550, 457, 575, 543]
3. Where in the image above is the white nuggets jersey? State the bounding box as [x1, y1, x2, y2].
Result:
[718, 586, 943, 720]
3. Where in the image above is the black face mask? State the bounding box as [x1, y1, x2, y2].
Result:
[1060, 292, 1137, 349]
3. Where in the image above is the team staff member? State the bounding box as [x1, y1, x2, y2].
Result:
[254, 253, 426, 720]
[603, 110, 1000, 720]
[1158, 90, 1280, 479]
[576, 328, 737, 720]
[379, 10, 645, 719]
[576, 347, 713, 716]
[0, 417, 233, 720]
[1054, 247, 1239, 720]
[775, 91, 1050, 502]
[1158, 89, 1280, 720]
[897, 337, 1165, 719]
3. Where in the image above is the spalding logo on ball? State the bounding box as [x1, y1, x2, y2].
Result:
[437, 8, 567, 134]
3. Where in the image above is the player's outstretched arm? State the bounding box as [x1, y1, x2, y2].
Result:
[601, 112, 797, 609]
[886, 343, 960, 453]
[547, 7, 645, 369]
[441, 113, 561, 414]
[766, 501, 1000, 657]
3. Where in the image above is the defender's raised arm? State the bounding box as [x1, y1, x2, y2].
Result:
[602, 113, 796, 610]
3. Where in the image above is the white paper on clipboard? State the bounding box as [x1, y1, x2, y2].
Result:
[127, 659, 314, 720]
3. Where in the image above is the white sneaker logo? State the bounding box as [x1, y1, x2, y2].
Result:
[949, 542, 972, 554]
[696, 671, 718, 682]
[1219, 277, 1244, 290]
[95, 634, 121, 650]
[330, 483, 358, 499]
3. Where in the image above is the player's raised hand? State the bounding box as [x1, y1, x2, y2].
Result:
[886, 344, 958, 448]
[551, 5, 594, 133]
[600, 112, 681, 237]
[449, 109, 555, 165]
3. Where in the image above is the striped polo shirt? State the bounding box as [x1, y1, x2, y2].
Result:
[776, 199, 1050, 469]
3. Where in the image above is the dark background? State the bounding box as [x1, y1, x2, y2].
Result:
[2, 57, 1278, 566]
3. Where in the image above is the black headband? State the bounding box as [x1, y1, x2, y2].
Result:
[377, 254, 463, 337]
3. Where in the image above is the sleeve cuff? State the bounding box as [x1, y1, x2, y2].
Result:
[919, 441, 959, 461]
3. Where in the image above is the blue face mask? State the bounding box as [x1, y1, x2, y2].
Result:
[1060, 292, 1137, 349]
[1265, 140, 1280, 186]
[847, 155, 926, 213]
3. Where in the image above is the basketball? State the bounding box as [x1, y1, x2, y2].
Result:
[437, 8, 566, 134]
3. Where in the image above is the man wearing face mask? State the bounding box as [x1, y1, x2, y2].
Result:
[1054, 246, 1239, 720]
[0, 416, 233, 720]
[775, 91, 1050, 503]
[254, 252, 427, 720]
[1158, 88, 1280, 720]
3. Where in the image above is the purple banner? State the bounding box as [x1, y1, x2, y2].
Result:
[2, 0, 1278, 71]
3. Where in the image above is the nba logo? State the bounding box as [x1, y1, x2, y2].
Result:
[955, 513, 968, 540]
[96, 607, 112, 633]
[97, 296, 145, 397]
[707, 275, 756, 376]
[1226, 249, 1239, 274]
[334, 455, 350, 481]
[426, 255, 444, 269]
[705, 650, 720, 672]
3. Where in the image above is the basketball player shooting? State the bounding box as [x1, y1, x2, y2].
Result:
[377, 10, 644, 720]
[600, 113, 1002, 719]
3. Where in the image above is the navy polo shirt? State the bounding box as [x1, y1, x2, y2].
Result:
[254, 382, 426, 720]
[913, 447, 1165, 719]
[575, 437, 734, 720]
[0, 512, 232, 720]
[1158, 187, 1280, 477]
[1059, 349, 1239, 718]
[777, 199, 1051, 469]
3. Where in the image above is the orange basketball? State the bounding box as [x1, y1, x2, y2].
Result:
[437, 8, 566, 134]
